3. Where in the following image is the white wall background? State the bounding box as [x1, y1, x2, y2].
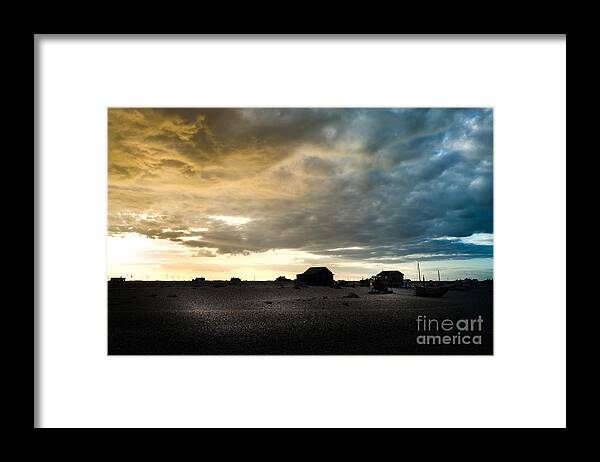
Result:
[36, 36, 566, 428]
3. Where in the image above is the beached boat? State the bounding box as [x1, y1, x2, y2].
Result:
[413, 261, 449, 297]
[414, 285, 449, 297]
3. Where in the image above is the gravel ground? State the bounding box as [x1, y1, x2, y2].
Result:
[108, 282, 493, 355]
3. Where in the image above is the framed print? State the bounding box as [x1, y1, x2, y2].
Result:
[35, 35, 566, 428]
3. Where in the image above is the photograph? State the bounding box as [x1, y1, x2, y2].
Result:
[107, 108, 494, 355]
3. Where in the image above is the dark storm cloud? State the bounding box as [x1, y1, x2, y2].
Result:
[108, 108, 493, 263]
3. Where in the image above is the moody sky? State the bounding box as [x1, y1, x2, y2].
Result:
[108, 108, 493, 281]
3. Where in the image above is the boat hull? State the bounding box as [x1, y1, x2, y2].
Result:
[414, 286, 449, 297]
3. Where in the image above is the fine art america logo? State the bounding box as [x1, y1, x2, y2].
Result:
[416, 315, 484, 345]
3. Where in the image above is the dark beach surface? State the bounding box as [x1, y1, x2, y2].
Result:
[108, 281, 493, 355]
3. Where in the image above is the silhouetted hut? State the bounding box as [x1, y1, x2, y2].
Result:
[296, 267, 334, 286]
[229, 277, 242, 284]
[275, 276, 291, 282]
[192, 277, 205, 283]
[377, 270, 404, 288]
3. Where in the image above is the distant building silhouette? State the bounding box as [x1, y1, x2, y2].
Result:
[192, 277, 206, 283]
[275, 276, 291, 282]
[229, 277, 242, 283]
[377, 270, 404, 288]
[296, 267, 334, 286]
[108, 277, 126, 287]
